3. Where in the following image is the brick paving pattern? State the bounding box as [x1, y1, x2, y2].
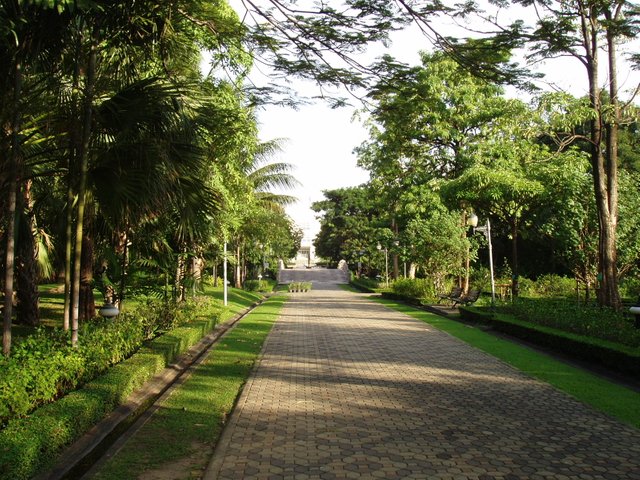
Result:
[205, 284, 640, 479]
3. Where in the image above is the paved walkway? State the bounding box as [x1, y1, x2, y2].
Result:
[205, 285, 640, 479]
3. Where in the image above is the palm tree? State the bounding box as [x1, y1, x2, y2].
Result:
[229, 139, 300, 287]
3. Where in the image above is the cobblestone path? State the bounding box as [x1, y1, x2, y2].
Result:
[205, 284, 640, 479]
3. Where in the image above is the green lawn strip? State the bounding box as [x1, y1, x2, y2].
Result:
[375, 297, 640, 429]
[91, 294, 286, 480]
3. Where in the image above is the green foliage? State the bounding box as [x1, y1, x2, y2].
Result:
[405, 198, 468, 284]
[243, 279, 274, 292]
[0, 300, 225, 480]
[0, 297, 220, 428]
[391, 278, 436, 302]
[506, 298, 640, 348]
[516, 274, 577, 298]
[312, 186, 383, 269]
[620, 276, 640, 301]
[288, 282, 312, 292]
[351, 277, 380, 292]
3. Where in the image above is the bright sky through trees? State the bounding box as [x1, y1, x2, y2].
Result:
[224, 0, 640, 246]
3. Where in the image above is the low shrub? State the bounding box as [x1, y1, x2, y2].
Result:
[620, 276, 640, 302]
[351, 277, 380, 292]
[506, 297, 640, 348]
[0, 306, 223, 480]
[243, 279, 275, 292]
[520, 274, 577, 298]
[391, 278, 436, 303]
[288, 282, 312, 292]
[0, 297, 221, 428]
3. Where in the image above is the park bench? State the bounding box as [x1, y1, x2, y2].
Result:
[451, 288, 481, 307]
[438, 286, 463, 305]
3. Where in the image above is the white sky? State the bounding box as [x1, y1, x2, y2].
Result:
[223, 1, 639, 246]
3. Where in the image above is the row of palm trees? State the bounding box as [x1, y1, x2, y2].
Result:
[0, 1, 299, 355]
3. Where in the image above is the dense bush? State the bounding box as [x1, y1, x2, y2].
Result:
[391, 278, 436, 302]
[518, 274, 577, 298]
[243, 279, 275, 292]
[620, 276, 640, 301]
[506, 298, 640, 348]
[0, 309, 222, 480]
[0, 296, 219, 428]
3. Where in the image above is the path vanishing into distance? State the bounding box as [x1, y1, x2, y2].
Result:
[205, 281, 640, 480]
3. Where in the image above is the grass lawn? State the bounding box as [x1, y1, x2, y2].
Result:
[89, 294, 286, 480]
[374, 296, 640, 429]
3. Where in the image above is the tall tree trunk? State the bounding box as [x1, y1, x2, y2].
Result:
[235, 243, 242, 288]
[511, 220, 519, 298]
[3, 177, 17, 356]
[175, 250, 186, 302]
[64, 34, 82, 332]
[3, 59, 23, 356]
[71, 27, 98, 347]
[192, 256, 204, 295]
[408, 262, 417, 279]
[117, 229, 129, 307]
[79, 212, 95, 321]
[582, 3, 621, 310]
[599, 6, 622, 309]
[63, 179, 74, 331]
[15, 180, 39, 326]
[391, 218, 399, 279]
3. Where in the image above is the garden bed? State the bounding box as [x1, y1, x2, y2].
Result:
[459, 306, 640, 378]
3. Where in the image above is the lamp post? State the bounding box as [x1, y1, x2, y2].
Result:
[377, 243, 389, 288]
[467, 213, 496, 306]
[258, 243, 265, 278]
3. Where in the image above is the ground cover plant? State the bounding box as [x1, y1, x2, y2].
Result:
[505, 298, 640, 348]
[89, 295, 286, 480]
[0, 286, 263, 480]
[375, 295, 640, 429]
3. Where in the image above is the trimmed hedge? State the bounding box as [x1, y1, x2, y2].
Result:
[507, 297, 640, 347]
[380, 291, 425, 307]
[0, 310, 222, 480]
[0, 297, 217, 427]
[350, 277, 380, 293]
[459, 306, 640, 377]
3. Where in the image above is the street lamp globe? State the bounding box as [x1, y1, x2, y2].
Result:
[98, 302, 119, 319]
[467, 213, 479, 228]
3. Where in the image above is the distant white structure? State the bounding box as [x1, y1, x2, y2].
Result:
[291, 244, 315, 268]
[288, 223, 317, 268]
